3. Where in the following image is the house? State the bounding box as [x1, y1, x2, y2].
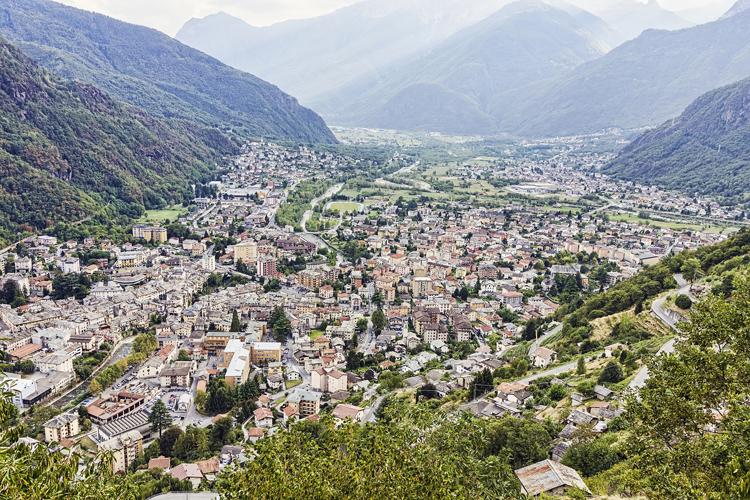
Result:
[159, 361, 193, 388]
[148, 456, 171, 471]
[44, 413, 80, 443]
[532, 347, 557, 368]
[247, 427, 265, 443]
[287, 389, 321, 417]
[254, 407, 274, 428]
[170, 463, 204, 489]
[593, 385, 614, 401]
[311, 367, 348, 393]
[98, 430, 143, 474]
[332, 404, 364, 424]
[514, 459, 591, 497]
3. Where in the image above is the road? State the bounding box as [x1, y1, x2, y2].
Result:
[518, 359, 583, 384]
[627, 274, 691, 390]
[363, 394, 386, 423]
[301, 184, 343, 234]
[51, 336, 136, 408]
[527, 323, 561, 360]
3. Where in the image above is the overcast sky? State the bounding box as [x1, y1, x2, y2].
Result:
[55, 0, 734, 36]
[55, 0, 363, 35]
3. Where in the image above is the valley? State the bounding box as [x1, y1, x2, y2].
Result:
[1, 0, 750, 498]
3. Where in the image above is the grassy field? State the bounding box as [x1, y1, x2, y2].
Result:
[607, 211, 736, 233]
[137, 205, 187, 224]
[327, 202, 361, 214]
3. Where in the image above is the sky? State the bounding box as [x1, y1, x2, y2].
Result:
[55, 0, 363, 35]
[55, 0, 735, 36]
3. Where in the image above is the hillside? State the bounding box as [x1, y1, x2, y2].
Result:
[316, 1, 612, 135]
[0, 0, 335, 144]
[176, 0, 514, 104]
[508, 6, 750, 137]
[0, 37, 224, 242]
[604, 77, 750, 200]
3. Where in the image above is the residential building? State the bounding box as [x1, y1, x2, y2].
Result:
[98, 430, 143, 473]
[44, 413, 80, 443]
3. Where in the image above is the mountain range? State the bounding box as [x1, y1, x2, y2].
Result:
[0, 0, 335, 144]
[508, 2, 750, 137]
[178, 0, 750, 138]
[605, 77, 750, 200]
[313, 1, 613, 134]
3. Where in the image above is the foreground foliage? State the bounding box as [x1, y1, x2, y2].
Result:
[216, 400, 526, 499]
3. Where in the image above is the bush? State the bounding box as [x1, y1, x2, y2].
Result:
[598, 361, 624, 384]
[675, 294, 692, 310]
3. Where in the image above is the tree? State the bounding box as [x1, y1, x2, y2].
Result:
[675, 294, 692, 310]
[598, 361, 623, 384]
[148, 400, 172, 439]
[355, 318, 369, 335]
[159, 426, 183, 457]
[173, 426, 209, 461]
[416, 383, 439, 402]
[484, 417, 554, 469]
[269, 306, 292, 342]
[372, 308, 386, 334]
[681, 257, 702, 284]
[206, 379, 235, 415]
[213, 403, 520, 498]
[230, 310, 241, 332]
[634, 300, 644, 314]
[562, 435, 624, 477]
[467, 368, 494, 401]
[177, 349, 192, 362]
[210, 416, 235, 449]
[622, 271, 750, 497]
[576, 357, 586, 375]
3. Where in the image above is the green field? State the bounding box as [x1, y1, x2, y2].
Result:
[327, 202, 362, 214]
[607, 212, 735, 233]
[137, 205, 187, 224]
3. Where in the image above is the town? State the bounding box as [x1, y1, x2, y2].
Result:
[0, 136, 744, 496]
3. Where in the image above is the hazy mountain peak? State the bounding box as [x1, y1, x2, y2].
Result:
[722, 0, 750, 19]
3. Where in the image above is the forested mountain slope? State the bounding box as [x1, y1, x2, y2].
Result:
[0, 0, 336, 144]
[0, 38, 223, 241]
[605, 77, 750, 200]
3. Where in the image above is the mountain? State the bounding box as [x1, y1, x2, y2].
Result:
[604, 77, 750, 200]
[313, 1, 613, 135]
[509, 7, 750, 137]
[0, 36, 227, 242]
[722, 0, 750, 18]
[176, 0, 515, 103]
[582, 0, 692, 43]
[0, 0, 336, 144]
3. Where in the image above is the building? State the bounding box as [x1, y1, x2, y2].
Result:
[132, 225, 168, 243]
[412, 277, 432, 298]
[250, 342, 282, 366]
[60, 258, 81, 274]
[87, 392, 146, 425]
[332, 404, 364, 424]
[98, 430, 143, 473]
[256, 256, 278, 278]
[311, 367, 348, 394]
[204, 332, 232, 355]
[44, 413, 80, 443]
[202, 253, 216, 272]
[36, 352, 74, 374]
[5, 377, 36, 408]
[514, 459, 591, 497]
[160, 361, 193, 388]
[223, 340, 250, 387]
[115, 251, 147, 268]
[288, 390, 321, 417]
[233, 240, 258, 264]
